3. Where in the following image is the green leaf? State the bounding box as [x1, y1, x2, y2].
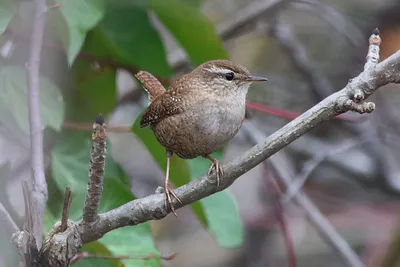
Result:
[68, 60, 117, 122]
[91, 3, 171, 76]
[56, 0, 106, 64]
[0, 0, 12, 35]
[50, 131, 160, 267]
[188, 151, 244, 248]
[78, 242, 123, 267]
[99, 179, 159, 267]
[0, 66, 64, 135]
[51, 131, 92, 220]
[131, 115, 208, 226]
[186, 0, 203, 8]
[51, 131, 126, 220]
[142, 0, 228, 65]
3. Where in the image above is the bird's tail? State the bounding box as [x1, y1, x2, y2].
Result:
[135, 71, 166, 103]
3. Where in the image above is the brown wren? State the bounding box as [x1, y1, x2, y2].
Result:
[135, 60, 268, 215]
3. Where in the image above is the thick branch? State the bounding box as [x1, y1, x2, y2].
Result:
[82, 114, 107, 224]
[26, 0, 48, 250]
[78, 40, 400, 244]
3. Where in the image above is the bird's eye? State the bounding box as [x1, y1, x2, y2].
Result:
[225, 72, 234, 81]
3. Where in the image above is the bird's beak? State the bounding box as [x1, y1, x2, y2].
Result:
[245, 76, 269, 82]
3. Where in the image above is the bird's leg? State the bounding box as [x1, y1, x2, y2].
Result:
[164, 151, 182, 217]
[203, 155, 224, 187]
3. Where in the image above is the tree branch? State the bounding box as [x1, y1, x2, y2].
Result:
[269, 22, 334, 99]
[262, 165, 297, 267]
[281, 139, 369, 203]
[0, 202, 19, 233]
[61, 187, 72, 232]
[34, 29, 400, 266]
[26, 0, 48, 250]
[82, 114, 107, 224]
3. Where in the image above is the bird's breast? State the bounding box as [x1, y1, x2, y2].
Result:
[152, 95, 246, 158]
[190, 97, 246, 145]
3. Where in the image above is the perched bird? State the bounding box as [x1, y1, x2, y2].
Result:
[136, 60, 268, 215]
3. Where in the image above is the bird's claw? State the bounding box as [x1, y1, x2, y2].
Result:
[207, 160, 224, 187]
[164, 184, 182, 217]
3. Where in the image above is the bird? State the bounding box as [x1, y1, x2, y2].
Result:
[135, 59, 268, 216]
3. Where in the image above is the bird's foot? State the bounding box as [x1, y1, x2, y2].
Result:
[207, 159, 224, 187]
[164, 184, 182, 217]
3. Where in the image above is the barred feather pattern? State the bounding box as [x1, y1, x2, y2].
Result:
[135, 71, 166, 102]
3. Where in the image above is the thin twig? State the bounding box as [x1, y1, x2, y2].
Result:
[71, 252, 177, 264]
[21, 180, 39, 266]
[82, 114, 107, 224]
[246, 100, 361, 122]
[269, 22, 334, 100]
[63, 121, 131, 133]
[293, 0, 364, 46]
[62, 100, 359, 134]
[0, 201, 19, 233]
[26, 0, 48, 249]
[61, 187, 72, 232]
[263, 165, 297, 267]
[282, 139, 369, 203]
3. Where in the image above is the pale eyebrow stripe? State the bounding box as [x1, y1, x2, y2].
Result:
[204, 65, 233, 75]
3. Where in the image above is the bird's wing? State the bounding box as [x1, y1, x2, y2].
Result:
[135, 71, 166, 102]
[140, 90, 187, 128]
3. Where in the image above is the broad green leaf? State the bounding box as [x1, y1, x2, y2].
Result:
[50, 131, 160, 267]
[188, 151, 244, 248]
[0, 67, 64, 135]
[100, 178, 135, 212]
[56, 0, 106, 64]
[99, 179, 159, 267]
[68, 60, 117, 122]
[139, 0, 228, 65]
[51, 131, 126, 220]
[131, 116, 208, 226]
[0, 0, 12, 34]
[51, 131, 93, 221]
[186, 0, 203, 8]
[78, 242, 123, 267]
[91, 3, 171, 76]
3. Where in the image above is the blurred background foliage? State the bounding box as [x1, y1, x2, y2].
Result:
[1, 0, 400, 266]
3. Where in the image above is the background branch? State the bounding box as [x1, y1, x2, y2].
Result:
[0, 202, 19, 233]
[26, 0, 48, 251]
[243, 121, 365, 267]
[269, 22, 334, 100]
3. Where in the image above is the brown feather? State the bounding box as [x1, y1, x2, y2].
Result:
[135, 71, 166, 102]
[139, 75, 192, 128]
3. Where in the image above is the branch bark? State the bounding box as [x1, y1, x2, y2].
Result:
[82, 114, 107, 224]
